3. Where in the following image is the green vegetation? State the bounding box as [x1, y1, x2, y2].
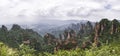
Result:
[0, 19, 120, 56]
[0, 40, 120, 56]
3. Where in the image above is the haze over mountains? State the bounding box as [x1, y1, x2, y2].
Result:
[0, 20, 88, 36]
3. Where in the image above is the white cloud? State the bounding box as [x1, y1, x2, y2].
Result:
[0, 0, 120, 24]
[112, 5, 120, 11]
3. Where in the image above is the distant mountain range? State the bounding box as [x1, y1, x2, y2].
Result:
[0, 20, 89, 36]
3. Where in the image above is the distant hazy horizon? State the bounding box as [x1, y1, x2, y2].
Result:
[0, 0, 120, 24]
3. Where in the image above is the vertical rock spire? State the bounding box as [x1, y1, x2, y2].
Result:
[94, 23, 100, 47]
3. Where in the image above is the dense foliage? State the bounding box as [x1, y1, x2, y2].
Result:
[0, 40, 120, 56]
[0, 19, 120, 56]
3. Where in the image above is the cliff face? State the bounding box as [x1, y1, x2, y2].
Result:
[93, 23, 101, 47]
[44, 33, 56, 45]
[44, 19, 120, 50]
[93, 19, 110, 46]
[111, 19, 119, 34]
[93, 19, 120, 45]
[55, 30, 77, 51]
[44, 30, 78, 51]
[78, 21, 94, 38]
[44, 21, 98, 50]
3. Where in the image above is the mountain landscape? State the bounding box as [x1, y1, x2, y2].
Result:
[1, 20, 87, 36]
[0, 19, 120, 56]
[0, 0, 120, 56]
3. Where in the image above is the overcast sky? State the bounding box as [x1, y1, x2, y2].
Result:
[0, 0, 120, 24]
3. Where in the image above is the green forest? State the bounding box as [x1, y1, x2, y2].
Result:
[0, 19, 120, 56]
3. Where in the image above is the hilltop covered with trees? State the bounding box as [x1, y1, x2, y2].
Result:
[0, 18, 120, 56]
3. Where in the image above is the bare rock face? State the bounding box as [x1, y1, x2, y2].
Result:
[94, 23, 101, 47]
[45, 19, 120, 51]
[78, 21, 94, 38]
[111, 19, 119, 34]
[23, 40, 30, 45]
[44, 33, 56, 45]
[54, 30, 78, 51]
[99, 19, 110, 34]
[82, 41, 92, 49]
[92, 19, 120, 46]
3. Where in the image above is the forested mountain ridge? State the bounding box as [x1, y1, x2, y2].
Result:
[0, 24, 44, 49]
[0, 20, 87, 36]
[0, 19, 120, 56]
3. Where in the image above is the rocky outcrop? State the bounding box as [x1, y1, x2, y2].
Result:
[44, 19, 120, 51]
[44, 33, 56, 45]
[78, 21, 94, 37]
[111, 19, 119, 34]
[94, 23, 101, 47]
[54, 30, 78, 52]
[82, 41, 92, 49]
[93, 19, 110, 46]
[93, 19, 120, 46]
